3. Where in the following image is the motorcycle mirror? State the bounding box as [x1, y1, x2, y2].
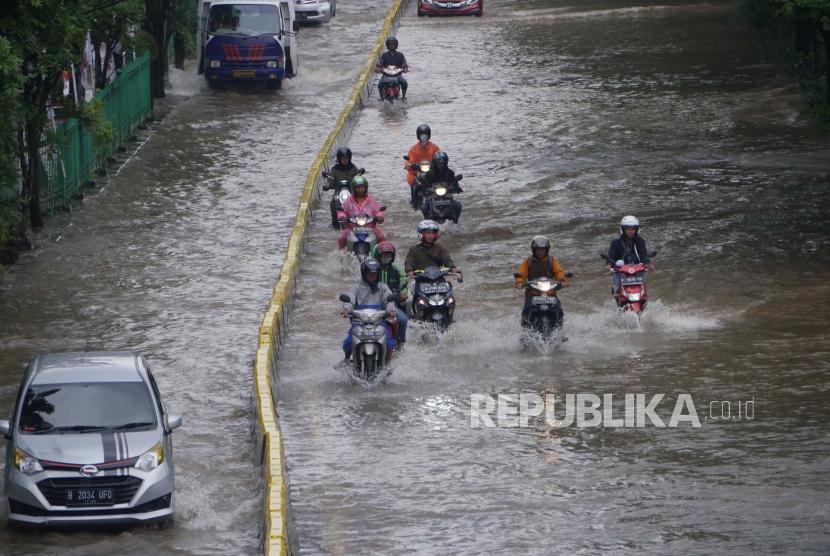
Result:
[513, 273, 522, 278]
[403, 155, 410, 161]
[322, 171, 329, 178]
[456, 174, 463, 181]
[599, 253, 610, 262]
[386, 294, 396, 302]
[457, 273, 464, 283]
[648, 250, 658, 257]
[379, 206, 386, 211]
[338, 294, 351, 303]
[565, 272, 574, 278]
[358, 168, 366, 175]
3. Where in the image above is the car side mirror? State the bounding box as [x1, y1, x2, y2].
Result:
[293, 21, 300, 32]
[565, 272, 574, 278]
[166, 415, 183, 431]
[648, 250, 658, 257]
[339, 294, 351, 303]
[0, 420, 9, 438]
[403, 155, 410, 161]
[386, 294, 396, 302]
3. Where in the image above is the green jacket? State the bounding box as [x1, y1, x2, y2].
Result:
[370, 245, 407, 296]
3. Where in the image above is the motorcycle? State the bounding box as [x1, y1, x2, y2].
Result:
[322, 167, 364, 229]
[420, 174, 463, 224]
[600, 251, 658, 314]
[410, 266, 463, 331]
[403, 155, 431, 209]
[379, 66, 403, 104]
[339, 293, 397, 387]
[514, 272, 573, 344]
[341, 210, 385, 262]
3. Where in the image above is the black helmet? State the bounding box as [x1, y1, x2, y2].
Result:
[531, 235, 551, 257]
[386, 36, 398, 50]
[361, 259, 381, 285]
[335, 146, 352, 164]
[432, 151, 449, 171]
[416, 124, 431, 141]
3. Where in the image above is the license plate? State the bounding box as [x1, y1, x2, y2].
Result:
[620, 277, 643, 285]
[421, 284, 449, 294]
[432, 198, 451, 206]
[352, 227, 371, 235]
[531, 296, 554, 305]
[232, 70, 256, 78]
[65, 488, 115, 506]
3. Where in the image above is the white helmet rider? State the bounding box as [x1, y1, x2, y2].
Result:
[619, 215, 640, 235]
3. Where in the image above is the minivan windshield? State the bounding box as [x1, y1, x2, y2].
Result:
[209, 4, 280, 37]
[19, 383, 157, 434]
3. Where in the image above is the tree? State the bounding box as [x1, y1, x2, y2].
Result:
[144, 0, 171, 98]
[0, 36, 23, 258]
[89, 0, 145, 89]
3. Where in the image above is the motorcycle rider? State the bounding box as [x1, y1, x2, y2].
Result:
[515, 236, 569, 325]
[372, 241, 409, 346]
[340, 259, 397, 364]
[405, 220, 460, 298]
[375, 36, 408, 101]
[606, 215, 651, 294]
[324, 146, 362, 229]
[337, 175, 387, 249]
[405, 124, 441, 196]
[414, 151, 463, 223]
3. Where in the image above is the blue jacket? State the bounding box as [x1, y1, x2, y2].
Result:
[378, 51, 407, 69]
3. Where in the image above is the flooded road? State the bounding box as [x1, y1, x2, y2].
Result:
[277, 1, 830, 554]
[0, 1, 394, 554]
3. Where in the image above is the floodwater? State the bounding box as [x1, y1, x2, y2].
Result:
[276, 1, 830, 554]
[0, 1, 395, 554]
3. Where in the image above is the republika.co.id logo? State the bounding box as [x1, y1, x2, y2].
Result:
[470, 393, 755, 428]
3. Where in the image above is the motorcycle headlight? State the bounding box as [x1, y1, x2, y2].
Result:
[209, 60, 221, 68]
[14, 448, 43, 475]
[134, 442, 165, 472]
[428, 298, 445, 306]
[536, 282, 552, 292]
[420, 163, 431, 172]
[435, 187, 447, 196]
[626, 292, 642, 301]
[267, 60, 278, 68]
[356, 217, 368, 226]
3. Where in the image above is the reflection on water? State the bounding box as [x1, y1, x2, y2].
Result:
[279, 1, 830, 554]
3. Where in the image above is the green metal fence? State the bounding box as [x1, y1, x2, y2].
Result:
[39, 51, 152, 214]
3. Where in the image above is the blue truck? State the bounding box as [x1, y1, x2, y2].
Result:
[197, 0, 299, 89]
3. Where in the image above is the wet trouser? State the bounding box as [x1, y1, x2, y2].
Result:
[379, 75, 407, 97]
[343, 304, 395, 356]
[395, 306, 408, 342]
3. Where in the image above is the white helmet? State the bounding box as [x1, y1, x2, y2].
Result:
[417, 219, 440, 241]
[619, 215, 640, 235]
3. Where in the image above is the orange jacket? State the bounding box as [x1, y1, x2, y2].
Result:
[516, 255, 568, 292]
[405, 141, 441, 185]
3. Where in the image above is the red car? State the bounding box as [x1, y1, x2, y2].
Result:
[417, 0, 483, 17]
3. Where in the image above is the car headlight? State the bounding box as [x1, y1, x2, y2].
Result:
[267, 60, 277, 68]
[135, 442, 165, 472]
[14, 448, 44, 475]
[209, 60, 221, 68]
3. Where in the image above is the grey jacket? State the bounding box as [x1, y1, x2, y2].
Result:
[343, 281, 395, 312]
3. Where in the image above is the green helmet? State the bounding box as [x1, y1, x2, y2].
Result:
[350, 175, 368, 193]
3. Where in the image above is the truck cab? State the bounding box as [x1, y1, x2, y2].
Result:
[197, 0, 299, 89]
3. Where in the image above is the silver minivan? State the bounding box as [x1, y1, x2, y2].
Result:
[0, 351, 182, 527]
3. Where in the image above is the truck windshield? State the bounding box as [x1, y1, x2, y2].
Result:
[19, 383, 157, 434]
[209, 4, 280, 37]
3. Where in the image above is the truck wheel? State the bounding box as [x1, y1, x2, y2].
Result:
[208, 80, 223, 90]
